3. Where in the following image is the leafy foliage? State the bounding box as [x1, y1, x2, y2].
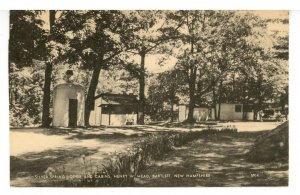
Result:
[9, 62, 44, 126]
[147, 69, 184, 121]
[9, 10, 289, 126]
[9, 11, 48, 68]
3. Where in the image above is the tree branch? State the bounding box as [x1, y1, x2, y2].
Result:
[103, 50, 122, 63]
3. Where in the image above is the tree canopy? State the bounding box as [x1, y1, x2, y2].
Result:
[9, 10, 289, 127]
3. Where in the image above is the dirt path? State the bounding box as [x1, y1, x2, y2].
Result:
[10, 122, 284, 187]
[134, 132, 288, 187]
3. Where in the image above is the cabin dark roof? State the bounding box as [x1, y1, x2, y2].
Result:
[95, 93, 138, 106]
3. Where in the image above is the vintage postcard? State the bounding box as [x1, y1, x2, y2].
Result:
[9, 10, 289, 187]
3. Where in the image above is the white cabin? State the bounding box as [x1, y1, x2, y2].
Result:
[52, 83, 85, 127]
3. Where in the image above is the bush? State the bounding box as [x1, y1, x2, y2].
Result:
[246, 121, 288, 163]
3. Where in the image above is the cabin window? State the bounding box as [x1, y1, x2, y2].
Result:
[235, 105, 242, 112]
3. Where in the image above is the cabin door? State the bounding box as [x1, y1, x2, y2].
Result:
[69, 99, 78, 127]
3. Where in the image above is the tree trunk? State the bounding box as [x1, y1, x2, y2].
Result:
[41, 10, 55, 127]
[253, 98, 262, 121]
[186, 67, 197, 124]
[85, 64, 102, 126]
[254, 78, 263, 121]
[138, 51, 146, 124]
[170, 95, 174, 122]
[217, 79, 223, 120]
[232, 71, 235, 95]
[41, 62, 53, 127]
[253, 109, 258, 121]
[212, 87, 218, 120]
[186, 39, 197, 124]
[243, 103, 248, 120]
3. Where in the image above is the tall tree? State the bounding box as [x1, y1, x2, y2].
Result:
[57, 11, 131, 125]
[9, 11, 48, 126]
[216, 13, 289, 120]
[148, 69, 183, 122]
[41, 10, 56, 127]
[170, 11, 268, 123]
[170, 11, 229, 123]
[119, 11, 181, 124]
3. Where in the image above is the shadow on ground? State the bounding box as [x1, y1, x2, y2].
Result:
[10, 123, 286, 187]
[10, 147, 99, 179]
[134, 131, 288, 187]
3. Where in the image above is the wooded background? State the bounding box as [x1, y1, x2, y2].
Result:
[9, 10, 288, 127]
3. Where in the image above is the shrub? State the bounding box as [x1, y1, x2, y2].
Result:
[69, 128, 235, 187]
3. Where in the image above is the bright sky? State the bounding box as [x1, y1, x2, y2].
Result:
[250, 10, 288, 19]
[241, 10, 289, 35]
